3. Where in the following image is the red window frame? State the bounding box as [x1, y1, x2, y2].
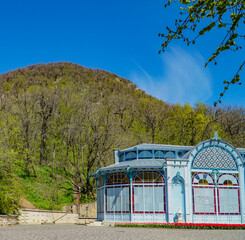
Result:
[192, 172, 241, 216]
[192, 186, 217, 215]
[217, 186, 241, 215]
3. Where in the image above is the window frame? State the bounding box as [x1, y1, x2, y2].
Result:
[105, 172, 130, 214]
[192, 172, 241, 216]
[192, 172, 216, 215]
[217, 173, 241, 215]
[132, 171, 166, 214]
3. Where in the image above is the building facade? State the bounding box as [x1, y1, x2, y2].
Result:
[93, 135, 245, 224]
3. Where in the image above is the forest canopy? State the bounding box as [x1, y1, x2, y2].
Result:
[0, 62, 244, 213]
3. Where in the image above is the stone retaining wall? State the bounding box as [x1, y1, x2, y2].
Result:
[79, 202, 97, 218]
[0, 215, 18, 226]
[1, 203, 97, 226]
[62, 201, 97, 218]
[19, 209, 79, 224]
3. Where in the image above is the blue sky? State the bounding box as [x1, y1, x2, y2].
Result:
[0, 0, 244, 107]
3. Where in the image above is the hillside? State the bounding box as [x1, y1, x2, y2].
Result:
[0, 62, 244, 213]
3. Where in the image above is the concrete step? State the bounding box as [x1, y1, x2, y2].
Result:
[86, 221, 103, 227]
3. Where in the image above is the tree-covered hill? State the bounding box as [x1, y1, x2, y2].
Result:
[0, 62, 244, 214]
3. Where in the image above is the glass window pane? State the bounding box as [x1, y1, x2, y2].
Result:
[193, 187, 215, 213]
[219, 188, 239, 214]
[98, 188, 104, 213]
[134, 186, 164, 212]
[106, 173, 129, 185]
[106, 187, 129, 212]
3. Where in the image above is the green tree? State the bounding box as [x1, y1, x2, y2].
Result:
[0, 115, 22, 214]
[159, 0, 245, 105]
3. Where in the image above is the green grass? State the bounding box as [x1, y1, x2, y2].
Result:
[17, 166, 75, 210]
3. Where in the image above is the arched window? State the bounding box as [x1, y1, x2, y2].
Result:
[165, 151, 175, 159]
[192, 146, 237, 170]
[192, 172, 241, 216]
[192, 172, 216, 214]
[125, 151, 137, 160]
[106, 172, 129, 185]
[134, 171, 164, 183]
[138, 150, 153, 159]
[105, 173, 130, 213]
[133, 171, 165, 213]
[190, 141, 243, 222]
[217, 174, 240, 215]
[154, 150, 164, 159]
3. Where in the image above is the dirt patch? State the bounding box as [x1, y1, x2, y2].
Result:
[20, 197, 36, 209]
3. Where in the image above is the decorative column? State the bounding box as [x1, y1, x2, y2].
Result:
[166, 164, 173, 223]
[238, 165, 245, 223]
[126, 166, 133, 222]
[130, 171, 133, 222]
[184, 163, 192, 223]
[211, 169, 221, 223]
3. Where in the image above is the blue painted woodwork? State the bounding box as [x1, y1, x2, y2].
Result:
[94, 138, 245, 224]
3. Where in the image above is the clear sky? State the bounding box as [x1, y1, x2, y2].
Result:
[0, 0, 244, 107]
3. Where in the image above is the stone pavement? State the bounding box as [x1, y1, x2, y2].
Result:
[0, 224, 245, 240]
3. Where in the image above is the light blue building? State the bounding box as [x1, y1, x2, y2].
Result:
[94, 135, 245, 224]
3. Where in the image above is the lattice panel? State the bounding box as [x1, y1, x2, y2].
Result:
[192, 147, 237, 170]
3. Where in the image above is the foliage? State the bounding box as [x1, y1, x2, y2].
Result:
[0, 62, 244, 212]
[159, 0, 245, 105]
[18, 166, 74, 210]
[0, 149, 22, 214]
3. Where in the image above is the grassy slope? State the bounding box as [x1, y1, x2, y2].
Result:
[15, 166, 75, 210]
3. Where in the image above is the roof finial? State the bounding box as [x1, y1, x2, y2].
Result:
[212, 131, 221, 140]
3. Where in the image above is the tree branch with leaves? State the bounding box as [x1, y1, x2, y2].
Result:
[159, 0, 245, 105]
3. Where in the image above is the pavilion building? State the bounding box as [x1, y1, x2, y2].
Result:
[93, 135, 245, 224]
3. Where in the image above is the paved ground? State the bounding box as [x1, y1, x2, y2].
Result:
[0, 224, 245, 240]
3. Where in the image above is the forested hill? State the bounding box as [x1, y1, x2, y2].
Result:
[0, 62, 244, 214]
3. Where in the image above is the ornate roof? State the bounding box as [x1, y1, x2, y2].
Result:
[121, 143, 192, 152]
[91, 159, 166, 176]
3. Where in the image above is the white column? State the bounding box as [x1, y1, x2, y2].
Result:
[167, 166, 173, 223]
[239, 166, 245, 223]
[184, 165, 192, 223]
[130, 172, 133, 222]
